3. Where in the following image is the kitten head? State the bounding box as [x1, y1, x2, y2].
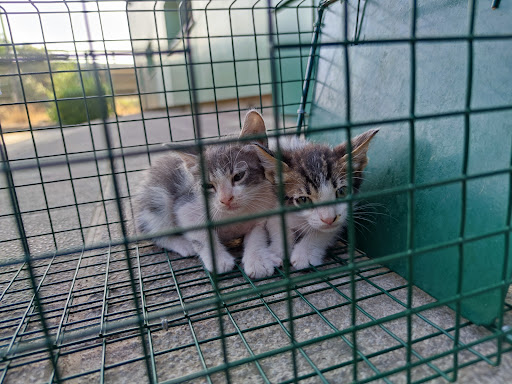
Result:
[176, 110, 274, 215]
[255, 129, 378, 232]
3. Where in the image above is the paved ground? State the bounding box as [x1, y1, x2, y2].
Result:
[1, 242, 511, 383]
[1, 102, 512, 383]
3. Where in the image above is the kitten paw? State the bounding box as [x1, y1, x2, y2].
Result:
[309, 254, 324, 266]
[202, 250, 235, 274]
[215, 251, 236, 274]
[155, 236, 196, 257]
[267, 246, 285, 267]
[290, 247, 324, 270]
[243, 250, 279, 279]
[265, 246, 284, 268]
[290, 256, 310, 270]
[270, 253, 283, 268]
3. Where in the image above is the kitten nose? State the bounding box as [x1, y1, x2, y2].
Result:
[320, 216, 336, 226]
[220, 195, 234, 206]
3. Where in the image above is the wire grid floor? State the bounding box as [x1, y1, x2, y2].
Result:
[1, 242, 510, 383]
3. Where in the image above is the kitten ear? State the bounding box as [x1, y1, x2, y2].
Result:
[251, 144, 290, 184]
[175, 151, 200, 175]
[240, 110, 268, 147]
[335, 129, 379, 171]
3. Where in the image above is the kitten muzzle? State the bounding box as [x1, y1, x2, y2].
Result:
[318, 214, 341, 231]
[219, 195, 234, 207]
[320, 216, 336, 226]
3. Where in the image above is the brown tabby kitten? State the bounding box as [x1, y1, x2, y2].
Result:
[254, 129, 379, 269]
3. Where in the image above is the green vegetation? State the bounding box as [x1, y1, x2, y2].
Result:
[1, 43, 112, 125]
[47, 66, 112, 125]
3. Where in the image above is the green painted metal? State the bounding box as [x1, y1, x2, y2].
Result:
[163, 1, 183, 41]
[273, 1, 314, 117]
[308, 0, 512, 325]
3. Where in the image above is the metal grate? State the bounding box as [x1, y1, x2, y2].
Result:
[2, 243, 511, 383]
[1, 0, 512, 383]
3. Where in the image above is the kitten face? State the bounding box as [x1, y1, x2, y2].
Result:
[282, 146, 351, 232]
[176, 109, 275, 218]
[255, 129, 379, 233]
[203, 144, 271, 215]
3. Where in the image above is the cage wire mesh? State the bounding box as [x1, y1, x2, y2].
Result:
[0, 0, 512, 383]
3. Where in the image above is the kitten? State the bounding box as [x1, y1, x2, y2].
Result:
[134, 111, 283, 278]
[254, 129, 379, 269]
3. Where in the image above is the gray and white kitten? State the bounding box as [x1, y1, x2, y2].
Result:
[254, 129, 379, 269]
[134, 111, 284, 278]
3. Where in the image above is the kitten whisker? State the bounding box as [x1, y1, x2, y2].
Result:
[353, 221, 371, 237]
[355, 201, 389, 210]
[354, 202, 398, 222]
[294, 226, 312, 241]
[292, 222, 309, 234]
[354, 210, 398, 223]
[353, 215, 377, 226]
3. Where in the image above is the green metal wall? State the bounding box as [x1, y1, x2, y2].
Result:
[308, 0, 512, 325]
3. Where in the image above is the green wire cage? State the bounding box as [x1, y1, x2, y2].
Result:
[1, 0, 511, 382]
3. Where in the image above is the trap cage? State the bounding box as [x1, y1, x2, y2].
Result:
[1, 0, 512, 383]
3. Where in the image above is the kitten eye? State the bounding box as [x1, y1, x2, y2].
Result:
[205, 183, 215, 191]
[233, 171, 245, 182]
[295, 196, 312, 205]
[336, 187, 347, 199]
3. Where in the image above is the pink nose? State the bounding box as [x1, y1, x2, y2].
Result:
[220, 195, 234, 206]
[320, 216, 336, 226]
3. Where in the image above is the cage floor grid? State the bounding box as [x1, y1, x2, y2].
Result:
[0, 244, 510, 383]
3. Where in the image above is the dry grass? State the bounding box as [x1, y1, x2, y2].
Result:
[1, 96, 142, 131]
[114, 96, 141, 116]
[0, 104, 50, 130]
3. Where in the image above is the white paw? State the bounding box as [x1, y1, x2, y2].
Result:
[243, 249, 279, 279]
[214, 250, 236, 274]
[309, 252, 325, 266]
[270, 252, 283, 268]
[290, 246, 311, 270]
[172, 240, 196, 257]
[268, 245, 285, 266]
[201, 249, 235, 274]
[155, 236, 196, 257]
[290, 246, 324, 270]
[265, 245, 284, 268]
